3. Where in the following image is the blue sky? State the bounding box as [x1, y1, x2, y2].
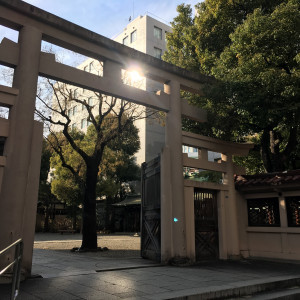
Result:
[22, 0, 201, 39]
[0, 0, 201, 84]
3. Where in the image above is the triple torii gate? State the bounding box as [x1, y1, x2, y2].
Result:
[0, 0, 252, 277]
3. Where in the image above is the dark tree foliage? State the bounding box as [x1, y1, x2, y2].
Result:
[37, 139, 56, 232]
[164, 0, 300, 173]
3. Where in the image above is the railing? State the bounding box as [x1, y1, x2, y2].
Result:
[0, 239, 23, 300]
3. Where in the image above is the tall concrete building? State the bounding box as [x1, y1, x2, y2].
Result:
[114, 15, 171, 165]
[114, 15, 170, 60]
[56, 15, 172, 166]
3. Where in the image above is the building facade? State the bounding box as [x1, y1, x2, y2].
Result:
[52, 15, 172, 166]
[115, 15, 171, 165]
[235, 171, 300, 260]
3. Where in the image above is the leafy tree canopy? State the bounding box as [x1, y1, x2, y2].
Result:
[50, 116, 140, 206]
[164, 0, 300, 173]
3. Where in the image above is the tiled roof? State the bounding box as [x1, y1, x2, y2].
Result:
[235, 170, 300, 188]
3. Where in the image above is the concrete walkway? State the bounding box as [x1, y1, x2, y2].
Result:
[31, 248, 159, 278]
[1, 234, 300, 299]
[1, 257, 300, 299]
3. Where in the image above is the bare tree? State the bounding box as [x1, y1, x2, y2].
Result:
[35, 73, 153, 250]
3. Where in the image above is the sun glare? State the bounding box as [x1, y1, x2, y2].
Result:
[129, 70, 142, 82]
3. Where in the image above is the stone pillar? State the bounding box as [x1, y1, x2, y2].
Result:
[0, 26, 42, 276]
[164, 80, 187, 259]
[279, 194, 289, 254]
[218, 190, 228, 259]
[184, 186, 195, 262]
[103, 59, 122, 83]
[279, 195, 288, 227]
[222, 153, 240, 258]
[160, 146, 172, 262]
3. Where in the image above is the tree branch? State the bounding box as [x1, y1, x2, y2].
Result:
[46, 131, 84, 188]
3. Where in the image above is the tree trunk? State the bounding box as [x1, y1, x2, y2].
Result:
[261, 129, 273, 172]
[81, 164, 98, 250]
[261, 127, 297, 172]
[104, 196, 111, 232]
[44, 206, 50, 232]
[269, 130, 285, 172]
[283, 125, 298, 169]
[72, 204, 77, 231]
[111, 207, 116, 233]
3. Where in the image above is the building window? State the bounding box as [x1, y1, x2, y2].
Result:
[286, 196, 300, 227]
[154, 47, 162, 59]
[89, 62, 93, 72]
[131, 30, 137, 43]
[74, 88, 78, 98]
[81, 118, 87, 129]
[247, 198, 280, 227]
[71, 123, 77, 130]
[67, 108, 72, 117]
[154, 26, 162, 39]
[123, 36, 129, 46]
[0, 137, 6, 156]
[72, 105, 77, 115]
[88, 97, 93, 106]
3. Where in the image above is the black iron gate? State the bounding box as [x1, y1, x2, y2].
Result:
[141, 156, 161, 262]
[194, 189, 219, 260]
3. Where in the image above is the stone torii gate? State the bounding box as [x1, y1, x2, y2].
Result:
[0, 0, 252, 277]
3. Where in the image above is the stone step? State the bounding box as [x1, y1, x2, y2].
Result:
[243, 286, 300, 300]
[172, 277, 300, 300]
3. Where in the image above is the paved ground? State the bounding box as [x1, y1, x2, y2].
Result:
[32, 233, 153, 278]
[34, 233, 141, 258]
[1, 233, 300, 299]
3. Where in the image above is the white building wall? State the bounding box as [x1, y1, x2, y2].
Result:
[114, 16, 147, 53]
[52, 15, 171, 165]
[114, 15, 171, 164]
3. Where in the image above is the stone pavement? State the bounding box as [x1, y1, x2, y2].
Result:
[31, 248, 159, 278]
[1, 256, 300, 299]
[31, 233, 146, 278]
[1, 234, 300, 299]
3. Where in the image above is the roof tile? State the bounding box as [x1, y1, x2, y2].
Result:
[235, 170, 300, 187]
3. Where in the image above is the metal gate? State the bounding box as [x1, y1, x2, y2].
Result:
[194, 189, 219, 260]
[141, 156, 161, 262]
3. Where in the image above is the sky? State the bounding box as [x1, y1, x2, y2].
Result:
[21, 0, 201, 39]
[0, 0, 201, 85]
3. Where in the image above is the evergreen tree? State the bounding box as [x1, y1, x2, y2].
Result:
[164, 0, 300, 173]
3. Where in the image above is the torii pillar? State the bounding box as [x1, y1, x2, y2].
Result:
[161, 80, 187, 262]
[0, 26, 43, 276]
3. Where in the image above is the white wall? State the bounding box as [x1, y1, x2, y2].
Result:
[238, 190, 300, 260]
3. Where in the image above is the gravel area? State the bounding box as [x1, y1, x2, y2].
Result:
[34, 233, 141, 258]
